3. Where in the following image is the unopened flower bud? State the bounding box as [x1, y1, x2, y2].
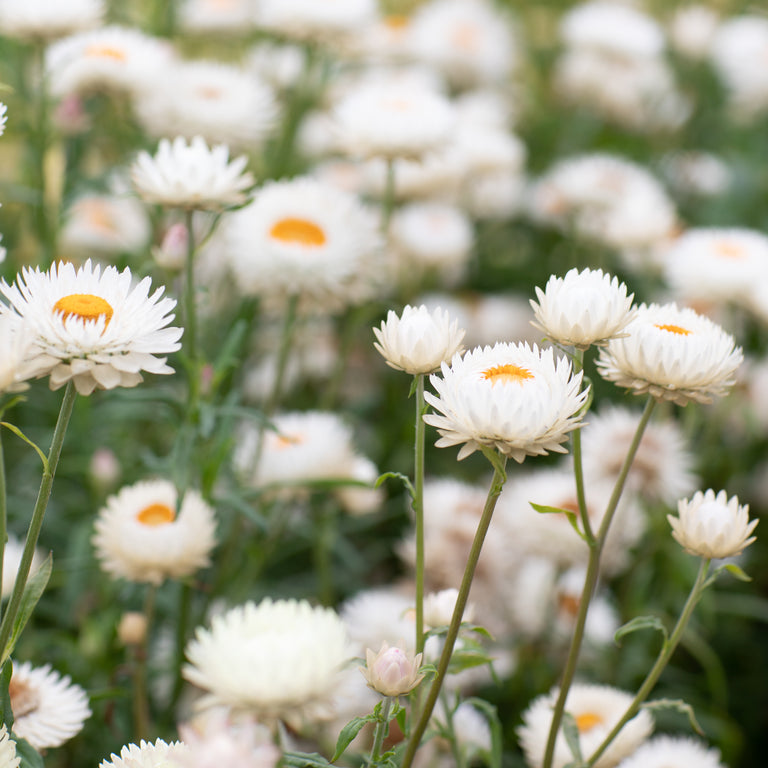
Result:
[360, 642, 424, 697]
[118, 611, 148, 646]
[89, 447, 121, 490]
[153, 222, 188, 270]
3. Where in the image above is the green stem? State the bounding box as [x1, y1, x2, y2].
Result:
[314, 501, 336, 607]
[0, 431, 6, 624]
[414, 374, 426, 655]
[382, 157, 396, 235]
[570, 350, 593, 543]
[401, 455, 508, 768]
[133, 584, 156, 742]
[586, 558, 711, 766]
[32, 40, 56, 265]
[542, 396, 656, 768]
[170, 580, 191, 710]
[265, 294, 299, 419]
[183, 208, 200, 422]
[0, 382, 77, 664]
[369, 697, 393, 766]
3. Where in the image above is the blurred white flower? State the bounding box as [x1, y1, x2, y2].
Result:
[0, 0, 103, 40]
[179, 0, 257, 35]
[2, 536, 44, 599]
[669, 5, 720, 60]
[0, 725, 19, 768]
[616, 735, 726, 768]
[255, 0, 378, 43]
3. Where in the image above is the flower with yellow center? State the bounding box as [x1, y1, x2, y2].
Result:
[596, 302, 742, 405]
[424, 342, 588, 462]
[517, 683, 654, 768]
[0, 259, 182, 395]
[92, 479, 216, 585]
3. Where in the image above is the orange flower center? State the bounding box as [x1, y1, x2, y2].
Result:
[197, 86, 222, 100]
[715, 241, 744, 259]
[482, 364, 534, 385]
[385, 14, 409, 29]
[269, 218, 327, 247]
[54, 293, 114, 327]
[275, 433, 303, 450]
[558, 594, 581, 618]
[136, 503, 176, 526]
[576, 712, 603, 733]
[84, 44, 127, 61]
[654, 323, 691, 336]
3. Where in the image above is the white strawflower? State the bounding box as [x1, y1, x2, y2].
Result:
[360, 643, 424, 697]
[670, 6, 720, 60]
[0, 103, 6, 136]
[0, 316, 32, 393]
[518, 683, 654, 768]
[131, 136, 253, 211]
[616, 735, 725, 768]
[423, 588, 474, 628]
[255, 0, 378, 43]
[93, 479, 217, 585]
[0, 259, 183, 395]
[10, 661, 91, 749]
[0, 0, 103, 40]
[373, 304, 465, 375]
[179, 0, 257, 35]
[596, 303, 743, 405]
[669, 489, 757, 559]
[424, 342, 588, 462]
[530, 268, 634, 350]
[183, 598, 353, 722]
[100, 739, 188, 768]
[333, 80, 455, 160]
[0, 725, 19, 768]
[340, 587, 416, 654]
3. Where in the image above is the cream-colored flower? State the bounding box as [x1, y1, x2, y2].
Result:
[341, 587, 416, 654]
[179, 0, 257, 35]
[668, 489, 757, 559]
[0, 0, 103, 40]
[530, 268, 634, 349]
[93, 479, 217, 585]
[424, 342, 588, 461]
[616, 735, 725, 768]
[0, 316, 32, 393]
[255, 0, 378, 43]
[596, 302, 743, 405]
[99, 739, 188, 768]
[0, 259, 182, 395]
[360, 643, 424, 697]
[2, 535, 43, 599]
[0, 725, 19, 768]
[131, 136, 253, 211]
[0, 103, 7, 136]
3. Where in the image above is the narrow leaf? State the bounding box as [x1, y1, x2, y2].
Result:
[280, 751, 333, 768]
[465, 697, 502, 768]
[3, 555, 52, 663]
[0, 423, 49, 473]
[723, 563, 752, 582]
[374, 472, 415, 498]
[562, 712, 583, 762]
[0, 661, 12, 729]
[530, 502, 589, 543]
[641, 698, 704, 736]
[14, 736, 44, 768]
[331, 714, 377, 762]
[614, 615, 668, 647]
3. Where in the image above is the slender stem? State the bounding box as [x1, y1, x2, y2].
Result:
[32, 40, 56, 265]
[570, 350, 593, 543]
[265, 294, 299, 419]
[542, 396, 657, 768]
[0, 431, 6, 624]
[382, 157, 396, 234]
[401, 456, 508, 768]
[369, 697, 393, 766]
[0, 382, 77, 663]
[183, 208, 200, 421]
[586, 559, 711, 766]
[439, 691, 466, 768]
[414, 374, 426, 655]
[314, 500, 336, 607]
[133, 584, 156, 742]
[170, 580, 192, 709]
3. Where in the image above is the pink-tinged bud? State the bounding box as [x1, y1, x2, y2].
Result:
[117, 611, 148, 646]
[89, 447, 121, 490]
[153, 222, 188, 270]
[360, 642, 424, 697]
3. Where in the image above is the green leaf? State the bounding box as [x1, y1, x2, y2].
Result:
[395, 705, 407, 735]
[722, 563, 752, 582]
[0, 423, 49, 473]
[579, 376, 594, 415]
[479, 447, 507, 483]
[14, 736, 44, 768]
[2, 555, 52, 664]
[331, 714, 377, 762]
[562, 712, 583, 762]
[530, 502, 589, 543]
[641, 698, 704, 736]
[374, 471, 415, 498]
[280, 751, 333, 768]
[614, 614, 669, 647]
[464, 697, 502, 768]
[0, 661, 12, 729]
[447, 648, 494, 673]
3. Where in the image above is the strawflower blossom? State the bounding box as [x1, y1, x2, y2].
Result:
[424, 342, 588, 461]
[0, 259, 182, 395]
[668, 489, 757, 559]
[0, 316, 32, 393]
[360, 642, 424, 697]
[0, 725, 19, 768]
[616, 735, 726, 768]
[131, 136, 254, 211]
[596, 302, 743, 405]
[99, 739, 188, 768]
[373, 304, 465, 375]
[0, 103, 6, 136]
[255, 0, 378, 43]
[0, 0, 103, 40]
[530, 267, 634, 349]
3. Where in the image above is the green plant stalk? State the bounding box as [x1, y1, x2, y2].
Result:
[183, 208, 200, 422]
[382, 157, 396, 234]
[133, 584, 156, 742]
[32, 40, 56, 265]
[586, 558, 711, 766]
[401, 455, 508, 768]
[570, 349, 594, 543]
[265, 293, 299, 419]
[0, 432, 5, 627]
[369, 697, 393, 766]
[0, 381, 77, 663]
[170, 580, 192, 710]
[542, 395, 656, 768]
[314, 500, 337, 607]
[414, 374, 426, 655]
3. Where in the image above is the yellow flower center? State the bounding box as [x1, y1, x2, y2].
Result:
[136, 503, 176, 527]
[53, 293, 114, 327]
[84, 44, 127, 61]
[715, 241, 744, 259]
[269, 218, 327, 247]
[384, 14, 409, 29]
[576, 712, 603, 733]
[654, 323, 692, 336]
[9, 678, 40, 718]
[482, 364, 534, 385]
[275, 433, 303, 450]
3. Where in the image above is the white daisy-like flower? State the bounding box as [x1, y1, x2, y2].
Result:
[92, 479, 217, 585]
[0, 259, 183, 396]
[423, 588, 474, 628]
[361, 643, 423, 698]
[10, 661, 91, 749]
[530, 267, 634, 350]
[99, 739, 188, 768]
[596, 302, 743, 405]
[333, 80, 455, 161]
[255, 0, 378, 43]
[0, 316, 33, 393]
[424, 342, 588, 462]
[179, 0, 257, 35]
[518, 683, 654, 768]
[669, 5, 720, 60]
[341, 587, 416, 654]
[0, 0, 103, 40]
[131, 136, 253, 211]
[669, 489, 757, 559]
[579, 406, 697, 505]
[661, 151, 731, 197]
[661, 228, 768, 306]
[0, 725, 19, 768]
[616, 735, 725, 768]
[225, 177, 380, 310]
[46, 26, 174, 98]
[373, 304, 465, 375]
[134, 60, 277, 150]
[184, 598, 353, 721]
[0, 103, 7, 136]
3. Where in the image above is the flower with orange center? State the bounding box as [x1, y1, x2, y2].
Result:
[92, 479, 216, 585]
[424, 342, 588, 462]
[0, 259, 182, 395]
[597, 302, 742, 405]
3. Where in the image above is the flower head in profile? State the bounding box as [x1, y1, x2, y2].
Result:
[0, 259, 182, 395]
[0, 725, 19, 768]
[374, 304, 465, 375]
[99, 739, 188, 768]
[668, 489, 757, 559]
[596, 302, 742, 405]
[131, 136, 253, 211]
[530, 268, 634, 350]
[615, 735, 725, 768]
[360, 642, 424, 697]
[424, 342, 588, 462]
